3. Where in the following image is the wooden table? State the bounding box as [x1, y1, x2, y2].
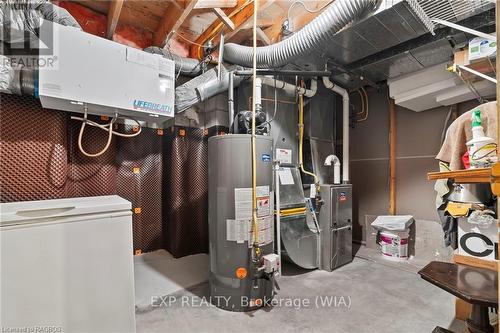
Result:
[418, 261, 498, 333]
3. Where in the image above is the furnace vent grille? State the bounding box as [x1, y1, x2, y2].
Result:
[406, 0, 494, 34]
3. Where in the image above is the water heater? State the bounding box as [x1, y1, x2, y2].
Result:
[208, 134, 277, 311]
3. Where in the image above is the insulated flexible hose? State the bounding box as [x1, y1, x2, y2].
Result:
[223, 0, 381, 68]
[71, 109, 142, 158]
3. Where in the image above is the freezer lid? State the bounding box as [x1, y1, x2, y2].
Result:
[0, 195, 132, 226]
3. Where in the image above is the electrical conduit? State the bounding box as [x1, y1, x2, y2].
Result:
[251, 0, 260, 258]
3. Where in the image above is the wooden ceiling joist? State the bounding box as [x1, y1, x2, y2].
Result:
[154, 0, 199, 47]
[212, 8, 235, 30]
[265, 0, 331, 42]
[195, 0, 238, 9]
[188, 0, 253, 58]
[106, 0, 124, 39]
[223, 0, 275, 43]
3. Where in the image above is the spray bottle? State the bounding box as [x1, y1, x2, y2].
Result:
[466, 108, 497, 168]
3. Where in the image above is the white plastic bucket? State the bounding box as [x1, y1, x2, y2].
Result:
[379, 229, 409, 260]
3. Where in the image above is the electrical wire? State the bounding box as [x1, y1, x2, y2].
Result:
[257, 77, 278, 131]
[286, 0, 334, 28]
[440, 106, 453, 145]
[355, 89, 364, 116]
[357, 87, 369, 122]
[71, 108, 142, 158]
[171, 31, 207, 47]
[456, 67, 487, 103]
[354, 87, 369, 122]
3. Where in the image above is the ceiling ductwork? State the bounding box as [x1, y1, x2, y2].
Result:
[223, 0, 382, 68]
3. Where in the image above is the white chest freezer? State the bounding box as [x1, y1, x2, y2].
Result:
[0, 195, 136, 332]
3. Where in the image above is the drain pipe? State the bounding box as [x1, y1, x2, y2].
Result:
[262, 77, 318, 97]
[322, 76, 349, 183]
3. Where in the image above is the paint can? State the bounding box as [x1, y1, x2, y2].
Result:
[379, 229, 409, 260]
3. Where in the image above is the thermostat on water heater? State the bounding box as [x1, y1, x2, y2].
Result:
[37, 20, 175, 126]
[263, 253, 280, 274]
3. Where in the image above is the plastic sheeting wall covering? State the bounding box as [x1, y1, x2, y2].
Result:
[163, 127, 209, 258]
[0, 93, 68, 201]
[0, 93, 212, 257]
[116, 125, 165, 253]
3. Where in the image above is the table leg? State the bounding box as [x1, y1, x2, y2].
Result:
[466, 304, 493, 333]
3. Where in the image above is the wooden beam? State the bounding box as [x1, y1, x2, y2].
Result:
[154, 0, 199, 47]
[224, 26, 271, 45]
[389, 97, 396, 215]
[264, 0, 330, 43]
[189, 0, 251, 58]
[106, 0, 124, 39]
[223, 0, 275, 42]
[256, 27, 270, 45]
[195, 0, 237, 9]
[212, 8, 235, 31]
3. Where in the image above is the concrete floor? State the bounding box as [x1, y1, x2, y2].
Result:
[136, 257, 465, 333]
[134, 250, 208, 309]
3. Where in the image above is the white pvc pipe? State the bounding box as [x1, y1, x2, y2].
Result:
[322, 76, 349, 183]
[274, 163, 281, 276]
[431, 19, 496, 41]
[228, 72, 234, 127]
[324, 154, 341, 184]
[261, 77, 318, 97]
[255, 77, 262, 107]
[457, 65, 497, 84]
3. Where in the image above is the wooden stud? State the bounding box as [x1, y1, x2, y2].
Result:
[106, 0, 124, 39]
[389, 98, 396, 215]
[154, 0, 199, 47]
[212, 8, 235, 31]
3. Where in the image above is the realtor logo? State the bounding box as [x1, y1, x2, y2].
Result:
[1, 6, 59, 70]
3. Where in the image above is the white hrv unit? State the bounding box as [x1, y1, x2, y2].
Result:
[38, 20, 174, 125]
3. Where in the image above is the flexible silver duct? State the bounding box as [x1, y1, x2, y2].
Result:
[0, 0, 81, 40]
[223, 0, 381, 68]
[175, 64, 245, 113]
[144, 46, 203, 77]
[0, 1, 80, 95]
